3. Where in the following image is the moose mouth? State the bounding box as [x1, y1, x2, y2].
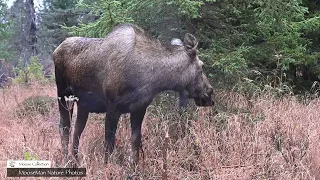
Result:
[194, 93, 214, 106]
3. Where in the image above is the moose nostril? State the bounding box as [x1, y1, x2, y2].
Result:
[207, 88, 213, 95]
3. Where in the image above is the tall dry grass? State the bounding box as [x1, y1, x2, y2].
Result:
[0, 82, 319, 179]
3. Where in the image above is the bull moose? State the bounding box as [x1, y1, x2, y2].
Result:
[53, 23, 214, 166]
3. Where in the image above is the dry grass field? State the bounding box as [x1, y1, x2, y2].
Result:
[0, 82, 319, 179]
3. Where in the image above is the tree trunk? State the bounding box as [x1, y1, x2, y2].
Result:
[25, 0, 37, 59]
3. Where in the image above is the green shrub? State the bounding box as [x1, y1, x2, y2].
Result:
[14, 56, 45, 84]
[24, 151, 38, 160]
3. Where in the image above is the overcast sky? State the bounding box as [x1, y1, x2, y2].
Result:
[7, 0, 43, 9]
[6, 0, 14, 7]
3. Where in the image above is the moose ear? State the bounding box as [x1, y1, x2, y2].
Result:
[183, 33, 198, 51]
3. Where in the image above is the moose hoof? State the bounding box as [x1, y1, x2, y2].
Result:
[104, 154, 111, 164]
[66, 156, 80, 168]
[70, 161, 79, 168]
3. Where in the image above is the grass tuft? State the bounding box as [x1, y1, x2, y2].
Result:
[0, 83, 319, 179]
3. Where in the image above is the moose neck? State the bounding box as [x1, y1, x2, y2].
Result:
[150, 51, 193, 93]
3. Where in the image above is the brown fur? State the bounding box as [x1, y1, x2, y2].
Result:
[53, 23, 214, 166]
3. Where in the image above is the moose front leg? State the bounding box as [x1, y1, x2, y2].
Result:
[104, 110, 121, 164]
[179, 90, 189, 115]
[58, 98, 73, 166]
[130, 107, 147, 165]
[72, 106, 89, 166]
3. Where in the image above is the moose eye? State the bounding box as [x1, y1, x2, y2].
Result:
[198, 65, 203, 74]
[202, 66, 206, 71]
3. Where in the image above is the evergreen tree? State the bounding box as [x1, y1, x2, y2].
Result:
[0, 0, 13, 84]
[62, 0, 320, 92]
[0, 0, 12, 60]
[7, 0, 37, 65]
[38, 0, 79, 56]
[1, 0, 319, 91]
[65, 0, 133, 37]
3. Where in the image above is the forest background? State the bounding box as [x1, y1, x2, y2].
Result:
[0, 0, 319, 95]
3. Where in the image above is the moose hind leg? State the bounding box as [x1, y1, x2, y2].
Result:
[72, 106, 89, 166]
[130, 107, 147, 164]
[104, 110, 121, 164]
[58, 98, 74, 165]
